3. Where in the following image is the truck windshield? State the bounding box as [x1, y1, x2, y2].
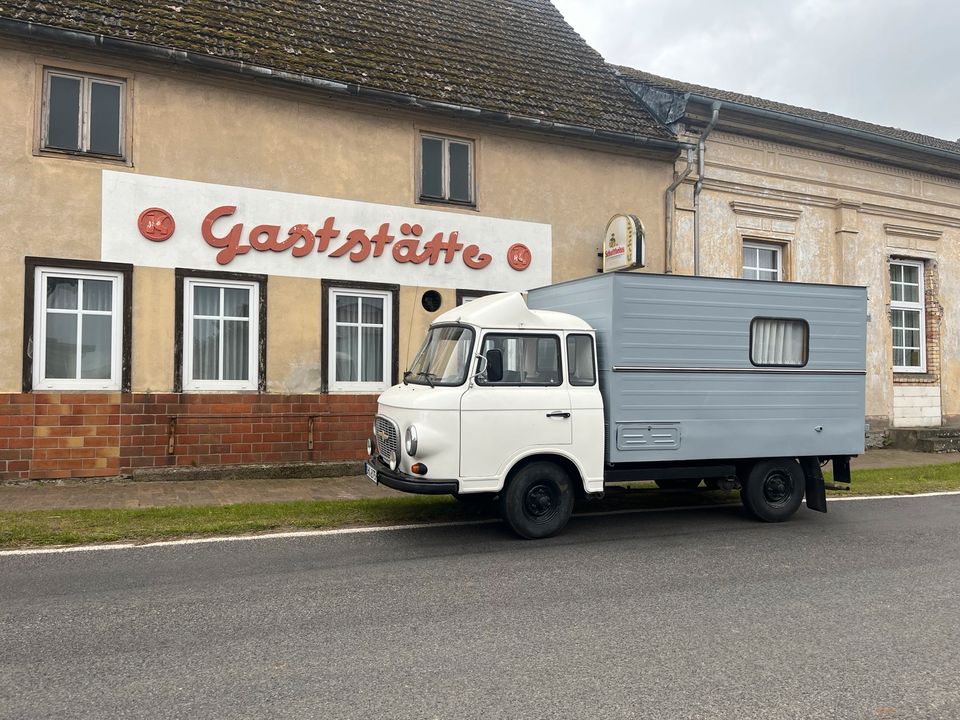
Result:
[406, 325, 475, 386]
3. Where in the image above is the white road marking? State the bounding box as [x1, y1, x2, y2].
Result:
[2, 490, 960, 557]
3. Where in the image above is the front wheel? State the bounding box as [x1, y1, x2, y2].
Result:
[499, 462, 574, 539]
[740, 458, 805, 522]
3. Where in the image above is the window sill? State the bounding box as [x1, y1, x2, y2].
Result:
[36, 147, 130, 166]
[893, 371, 937, 383]
[416, 196, 477, 211]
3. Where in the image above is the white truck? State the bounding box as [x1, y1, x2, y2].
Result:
[365, 272, 867, 538]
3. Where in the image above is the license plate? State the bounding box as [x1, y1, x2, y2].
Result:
[365, 462, 378, 484]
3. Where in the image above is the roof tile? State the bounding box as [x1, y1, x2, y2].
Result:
[0, 0, 672, 140]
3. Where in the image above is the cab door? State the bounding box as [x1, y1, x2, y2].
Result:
[460, 332, 570, 478]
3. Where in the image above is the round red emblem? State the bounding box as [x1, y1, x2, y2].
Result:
[138, 208, 176, 242]
[507, 243, 532, 271]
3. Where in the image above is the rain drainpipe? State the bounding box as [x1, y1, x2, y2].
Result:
[693, 101, 722, 276]
[664, 146, 694, 274]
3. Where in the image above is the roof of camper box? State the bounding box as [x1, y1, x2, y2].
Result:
[434, 291, 592, 330]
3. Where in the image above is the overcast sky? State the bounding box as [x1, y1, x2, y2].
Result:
[551, 0, 960, 142]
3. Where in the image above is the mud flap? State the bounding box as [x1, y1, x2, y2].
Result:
[798, 457, 827, 513]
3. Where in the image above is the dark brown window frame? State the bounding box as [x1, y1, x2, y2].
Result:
[321, 279, 400, 393]
[23, 256, 134, 393]
[174, 268, 268, 393]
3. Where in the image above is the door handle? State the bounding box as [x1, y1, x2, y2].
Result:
[546, 411, 571, 418]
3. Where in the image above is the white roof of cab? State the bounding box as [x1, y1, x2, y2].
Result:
[433, 291, 593, 331]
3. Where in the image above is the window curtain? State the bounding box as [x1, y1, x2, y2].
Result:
[193, 285, 251, 382]
[752, 318, 806, 366]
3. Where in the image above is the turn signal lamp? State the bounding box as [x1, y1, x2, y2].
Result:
[411, 463, 428, 476]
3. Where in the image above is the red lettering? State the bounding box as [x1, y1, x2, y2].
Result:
[197, 208, 494, 272]
[393, 223, 427, 263]
[201, 205, 249, 265]
[249, 224, 280, 251]
[280, 224, 314, 255]
[370, 223, 395, 257]
[421, 231, 464, 265]
[462, 244, 491, 269]
[314, 216, 340, 253]
[330, 228, 372, 262]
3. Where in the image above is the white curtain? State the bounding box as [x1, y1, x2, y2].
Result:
[752, 318, 806, 366]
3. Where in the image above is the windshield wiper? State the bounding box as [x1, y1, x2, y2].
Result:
[416, 372, 438, 388]
[402, 370, 412, 385]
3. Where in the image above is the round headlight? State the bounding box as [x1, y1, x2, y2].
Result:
[404, 425, 419, 457]
[366, 437, 374, 456]
[387, 450, 399, 472]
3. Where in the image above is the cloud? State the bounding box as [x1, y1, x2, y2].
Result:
[552, 0, 960, 140]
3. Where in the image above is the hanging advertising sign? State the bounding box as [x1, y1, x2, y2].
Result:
[101, 172, 552, 291]
[601, 213, 645, 272]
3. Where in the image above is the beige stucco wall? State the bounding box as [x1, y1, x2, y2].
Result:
[0, 41, 673, 394]
[670, 130, 960, 426]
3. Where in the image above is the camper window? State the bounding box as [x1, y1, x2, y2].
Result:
[750, 317, 808, 367]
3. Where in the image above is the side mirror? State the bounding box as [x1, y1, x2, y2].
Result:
[485, 348, 504, 383]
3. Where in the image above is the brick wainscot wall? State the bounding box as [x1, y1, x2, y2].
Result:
[0, 393, 377, 481]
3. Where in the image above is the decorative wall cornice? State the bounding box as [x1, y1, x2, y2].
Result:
[729, 201, 802, 221]
[704, 130, 960, 188]
[884, 224, 943, 241]
[700, 177, 960, 230]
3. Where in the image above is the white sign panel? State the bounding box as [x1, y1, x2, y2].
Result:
[601, 213, 645, 272]
[101, 172, 552, 291]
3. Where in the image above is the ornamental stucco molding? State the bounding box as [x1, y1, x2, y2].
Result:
[729, 201, 802, 221]
[883, 224, 943, 241]
[705, 130, 960, 187]
[702, 178, 960, 229]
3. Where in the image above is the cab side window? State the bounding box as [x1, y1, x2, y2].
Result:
[479, 334, 561, 385]
[566, 334, 596, 386]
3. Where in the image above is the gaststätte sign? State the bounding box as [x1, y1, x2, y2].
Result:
[101, 172, 552, 291]
[601, 213, 645, 273]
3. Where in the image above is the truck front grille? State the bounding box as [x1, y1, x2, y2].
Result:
[374, 415, 399, 463]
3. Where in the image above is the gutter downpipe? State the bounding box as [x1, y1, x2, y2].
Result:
[693, 102, 721, 276]
[664, 146, 694, 274]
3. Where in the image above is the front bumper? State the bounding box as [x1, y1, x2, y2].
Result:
[366, 455, 459, 495]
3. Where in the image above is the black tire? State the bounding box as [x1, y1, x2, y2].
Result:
[499, 462, 574, 539]
[740, 458, 805, 522]
[654, 478, 702, 490]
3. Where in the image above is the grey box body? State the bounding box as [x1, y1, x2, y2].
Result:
[527, 272, 867, 464]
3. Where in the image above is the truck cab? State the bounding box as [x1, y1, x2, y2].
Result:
[365, 292, 604, 536]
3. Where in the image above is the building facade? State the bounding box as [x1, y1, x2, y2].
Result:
[0, 1, 678, 480]
[620, 67, 960, 440]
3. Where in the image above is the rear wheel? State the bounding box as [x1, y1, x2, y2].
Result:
[740, 458, 805, 522]
[499, 462, 574, 539]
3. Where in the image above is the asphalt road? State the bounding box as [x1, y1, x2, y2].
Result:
[2, 496, 959, 720]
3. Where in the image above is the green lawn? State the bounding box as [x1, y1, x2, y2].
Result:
[2, 463, 959, 550]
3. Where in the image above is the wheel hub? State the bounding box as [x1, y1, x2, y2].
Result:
[524, 483, 557, 518]
[762, 471, 793, 506]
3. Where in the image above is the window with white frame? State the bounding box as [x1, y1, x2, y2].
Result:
[328, 288, 393, 392]
[42, 68, 124, 157]
[742, 242, 782, 281]
[183, 278, 260, 390]
[420, 133, 474, 204]
[890, 259, 925, 372]
[33, 267, 123, 390]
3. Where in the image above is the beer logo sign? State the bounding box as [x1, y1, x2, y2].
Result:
[601, 213, 645, 273]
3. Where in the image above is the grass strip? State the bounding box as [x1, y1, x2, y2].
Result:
[2, 463, 960, 550]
